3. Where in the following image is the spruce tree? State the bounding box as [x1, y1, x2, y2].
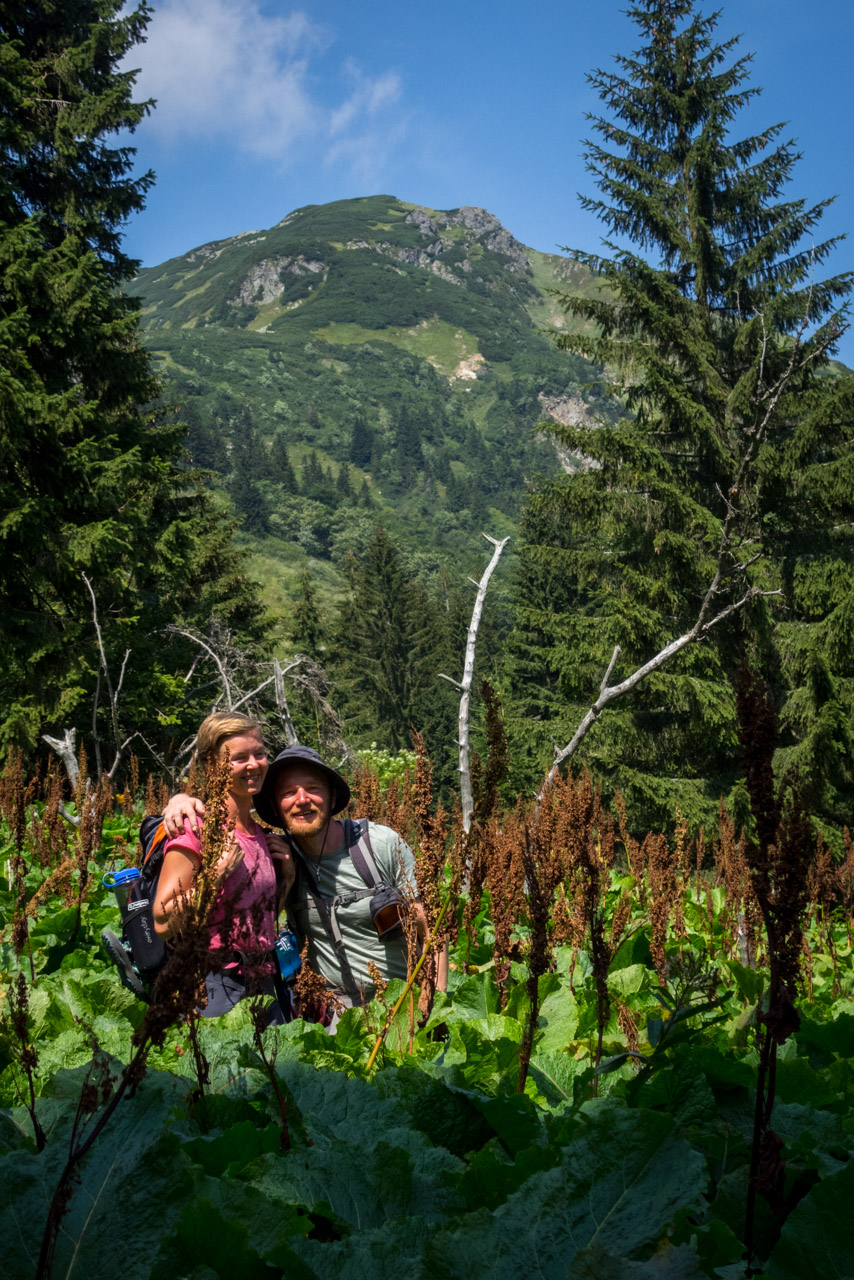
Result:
[301, 450, 327, 502]
[184, 401, 227, 473]
[291, 570, 323, 658]
[332, 525, 433, 752]
[336, 463, 354, 501]
[270, 432, 298, 492]
[0, 1, 266, 752]
[349, 415, 375, 468]
[511, 0, 854, 832]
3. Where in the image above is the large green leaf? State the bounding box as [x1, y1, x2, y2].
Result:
[767, 1162, 854, 1279]
[373, 1063, 495, 1156]
[796, 1014, 854, 1065]
[0, 1067, 198, 1280]
[151, 1199, 273, 1280]
[426, 970, 502, 1028]
[454, 1021, 524, 1095]
[527, 1048, 583, 1109]
[422, 1101, 708, 1278]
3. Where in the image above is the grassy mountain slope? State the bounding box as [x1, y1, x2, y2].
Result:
[131, 195, 601, 633]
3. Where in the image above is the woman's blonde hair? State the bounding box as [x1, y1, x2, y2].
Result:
[196, 712, 263, 767]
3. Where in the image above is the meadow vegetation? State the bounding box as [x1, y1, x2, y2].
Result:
[1, 744, 852, 1278]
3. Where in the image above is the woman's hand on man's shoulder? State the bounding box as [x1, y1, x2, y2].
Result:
[163, 792, 206, 837]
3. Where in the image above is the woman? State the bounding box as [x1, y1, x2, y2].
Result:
[155, 710, 291, 1017]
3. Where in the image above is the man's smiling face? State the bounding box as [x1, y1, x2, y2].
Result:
[274, 765, 331, 839]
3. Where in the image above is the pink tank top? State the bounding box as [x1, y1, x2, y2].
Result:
[164, 820, 276, 955]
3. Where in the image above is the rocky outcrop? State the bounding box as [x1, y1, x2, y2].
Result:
[186, 231, 267, 263]
[234, 255, 291, 305]
[379, 204, 532, 281]
[404, 208, 440, 237]
[440, 206, 501, 235]
[450, 352, 486, 381]
[289, 256, 324, 276]
[484, 226, 530, 276]
[538, 392, 599, 473]
[233, 254, 325, 306]
[375, 241, 463, 286]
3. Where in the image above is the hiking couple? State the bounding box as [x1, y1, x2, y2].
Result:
[151, 710, 430, 1027]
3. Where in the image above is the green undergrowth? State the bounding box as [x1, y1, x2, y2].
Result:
[1, 809, 853, 1278]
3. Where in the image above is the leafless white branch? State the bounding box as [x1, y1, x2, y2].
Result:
[442, 533, 509, 834]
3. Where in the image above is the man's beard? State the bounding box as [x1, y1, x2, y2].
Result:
[284, 807, 329, 840]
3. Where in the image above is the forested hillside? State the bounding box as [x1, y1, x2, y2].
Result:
[130, 196, 599, 617]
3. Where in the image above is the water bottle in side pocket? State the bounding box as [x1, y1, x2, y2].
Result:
[274, 927, 302, 982]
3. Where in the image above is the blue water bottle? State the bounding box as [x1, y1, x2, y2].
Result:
[103, 867, 142, 923]
[274, 928, 302, 982]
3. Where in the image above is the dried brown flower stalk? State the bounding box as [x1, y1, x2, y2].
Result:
[482, 806, 525, 1004]
[292, 940, 344, 1023]
[736, 664, 813, 1270]
[617, 1000, 640, 1055]
[2, 972, 46, 1151]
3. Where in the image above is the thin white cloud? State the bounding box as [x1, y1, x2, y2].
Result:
[329, 60, 402, 136]
[126, 0, 407, 174]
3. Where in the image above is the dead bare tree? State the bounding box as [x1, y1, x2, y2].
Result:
[42, 576, 138, 821]
[164, 624, 353, 771]
[439, 533, 509, 833]
[543, 293, 831, 789]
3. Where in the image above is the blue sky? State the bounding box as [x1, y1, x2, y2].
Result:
[122, 0, 854, 364]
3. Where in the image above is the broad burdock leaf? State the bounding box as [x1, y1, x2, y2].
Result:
[637, 1058, 719, 1128]
[767, 1161, 854, 1280]
[527, 1049, 584, 1109]
[796, 1013, 854, 1064]
[508, 974, 581, 1054]
[0, 1068, 197, 1280]
[606, 963, 649, 997]
[454, 1021, 524, 1095]
[153, 1198, 273, 1280]
[270, 1215, 433, 1280]
[374, 1066, 506, 1156]
[422, 1100, 708, 1278]
[426, 970, 502, 1028]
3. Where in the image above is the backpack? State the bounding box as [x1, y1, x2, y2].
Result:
[101, 815, 170, 999]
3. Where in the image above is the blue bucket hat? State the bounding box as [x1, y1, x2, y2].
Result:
[254, 744, 351, 827]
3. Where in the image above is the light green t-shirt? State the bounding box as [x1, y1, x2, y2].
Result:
[287, 820, 417, 999]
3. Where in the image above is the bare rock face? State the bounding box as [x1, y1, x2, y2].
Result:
[484, 226, 530, 275]
[289, 256, 324, 276]
[440, 206, 502, 235]
[186, 230, 266, 264]
[405, 208, 440, 237]
[235, 255, 292, 305]
[538, 392, 600, 473]
[233, 255, 325, 306]
[376, 240, 462, 286]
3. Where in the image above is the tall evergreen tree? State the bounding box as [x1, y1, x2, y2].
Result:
[335, 463, 354, 500]
[270, 432, 298, 493]
[183, 401, 227, 473]
[301, 450, 328, 502]
[511, 0, 854, 832]
[331, 525, 452, 754]
[0, 1, 266, 751]
[349, 415, 375, 469]
[291, 570, 323, 658]
[229, 418, 271, 533]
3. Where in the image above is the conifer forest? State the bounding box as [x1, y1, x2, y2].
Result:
[1, 2, 854, 1277]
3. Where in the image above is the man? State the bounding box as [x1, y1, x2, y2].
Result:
[163, 744, 438, 1021]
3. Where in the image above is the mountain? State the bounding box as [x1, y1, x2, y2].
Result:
[130, 194, 601, 632]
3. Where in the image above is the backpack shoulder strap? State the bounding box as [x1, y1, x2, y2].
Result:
[136, 815, 169, 898]
[287, 836, 361, 1001]
[345, 818, 385, 889]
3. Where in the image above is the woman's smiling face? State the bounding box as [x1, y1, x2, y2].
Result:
[224, 732, 268, 798]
